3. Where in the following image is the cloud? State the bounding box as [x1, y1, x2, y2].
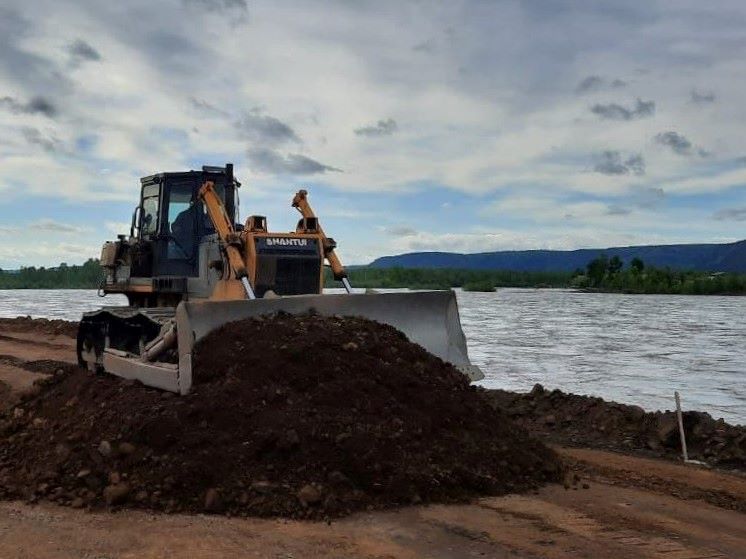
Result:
[0, 95, 57, 118]
[141, 31, 205, 73]
[105, 222, 132, 236]
[29, 219, 86, 234]
[412, 39, 435, 53]
[181, 0, 249, 23]
[182, 0, 247, 12]
[576, 75, 603, 93]
[380, 228, 668, 256]
[246, 148, 341, 175]
[591, 98, 655, 120]
[632, 186, 666, 208]
[0, 242, 101, 267]
[21, 127, 61, 152]
[67, 39, 101, 66]
[189, 97, 229, 118]
[1, 0, 745, 266]
[712, 207, 746, 221]
[575, 75, 626, 94]
[354, 118, 398, 137]
[0, 7, 72, 94]
[654, 131, 694, 156]
[236, 111, 300, 146]
[606, 205, 632, 216]
[593, 151, 645, 175]
[690, 89, 715, 105]
[383, 226, 418, 236]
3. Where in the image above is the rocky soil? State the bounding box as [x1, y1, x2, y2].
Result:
[486, 385, 746, 469]
[0, 313, 561, 518]
[0, 317, 78, 338]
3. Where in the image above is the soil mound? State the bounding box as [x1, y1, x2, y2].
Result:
[0, 313, 561, 518]
[0, 317, 78, 338]
[487, 385, 746, 469]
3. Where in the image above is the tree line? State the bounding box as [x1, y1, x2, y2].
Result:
[0, 260, 102, 289]
[325, 267, 573, 290]
[571, 255, 746, 295]
[2, 258, 744, 295]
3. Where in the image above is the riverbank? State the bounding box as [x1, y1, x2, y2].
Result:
[5, 261, 746, 295]
[486, 386, 746, 471]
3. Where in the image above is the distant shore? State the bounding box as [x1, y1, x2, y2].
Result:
[2, 260, 745, 295]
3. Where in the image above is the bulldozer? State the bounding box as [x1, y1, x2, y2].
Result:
[77, 164, 483, 393]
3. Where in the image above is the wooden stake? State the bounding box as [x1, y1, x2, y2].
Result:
[675, 391, 689, 462]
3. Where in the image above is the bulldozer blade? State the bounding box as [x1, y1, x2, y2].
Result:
[174, 290, 483, 394]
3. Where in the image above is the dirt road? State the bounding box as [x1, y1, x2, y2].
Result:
[1, 326, 745, 558]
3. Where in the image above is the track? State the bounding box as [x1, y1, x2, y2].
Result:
[77, 306, 176, 367]
[0, 471, 744, 558]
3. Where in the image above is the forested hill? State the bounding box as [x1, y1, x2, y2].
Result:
[370, 239, 746, 272]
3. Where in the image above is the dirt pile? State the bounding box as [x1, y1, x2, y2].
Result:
[487, 385, 746, 469]
[0, 313, 561, 518]
[0, 317, 78, 338]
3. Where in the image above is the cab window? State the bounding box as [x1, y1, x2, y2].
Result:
[141, 196, 159, 238]
[167, 183, 196, 260]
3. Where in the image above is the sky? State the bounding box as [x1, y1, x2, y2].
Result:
[1, 0, 745, 268]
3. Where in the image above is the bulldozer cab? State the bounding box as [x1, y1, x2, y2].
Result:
[133, 164, 238, 278]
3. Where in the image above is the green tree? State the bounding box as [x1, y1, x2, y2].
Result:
[608, 255, 623, 275]
[586, 255, 609, 287]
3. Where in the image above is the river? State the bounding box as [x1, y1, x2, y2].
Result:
[0, 288, 743, 424]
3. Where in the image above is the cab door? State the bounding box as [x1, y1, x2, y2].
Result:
[155, 178, 200, 277]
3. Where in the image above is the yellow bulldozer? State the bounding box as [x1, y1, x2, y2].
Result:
[77, 164, 482, 393]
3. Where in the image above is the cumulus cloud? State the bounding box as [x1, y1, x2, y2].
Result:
[0, 0, 745, 266]
[412, 39, 436, 53]
[67, 39, 101, 66]
[381, 228, 665, 256]
[246, 148, 341, 175]
[690, 89, 715, 105]
[236, 110, 300, 147]
[593, 151, 645, 175]
[183, 0, 247, 12]
[29, 219, 86, 234]
[354, 118, 398, 137]
[21, 127, 61, 152]
[0, 7, 72, 94]
[576, 75, 603, 93]
[633, 186, 666, 208]
[654, 131, 696, 156]
[591, 98, 654, 120]
[383, 225, 418, 236]
[606, 205, 632, 216]
[712, 207, 746, 221]
[575, 75, 626, 94]
[189, 97, 229, 118]
[105, 222, 132, 235]
[182, 0, 249, 23]
[0, 95, 57, 118]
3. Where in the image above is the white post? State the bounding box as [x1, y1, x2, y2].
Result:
[674, 391, 689, 462]
[342, 277, 353, 294]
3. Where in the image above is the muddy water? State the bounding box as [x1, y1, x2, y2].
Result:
[458, 289, 745, 425]
[0, 288, 744, 424]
